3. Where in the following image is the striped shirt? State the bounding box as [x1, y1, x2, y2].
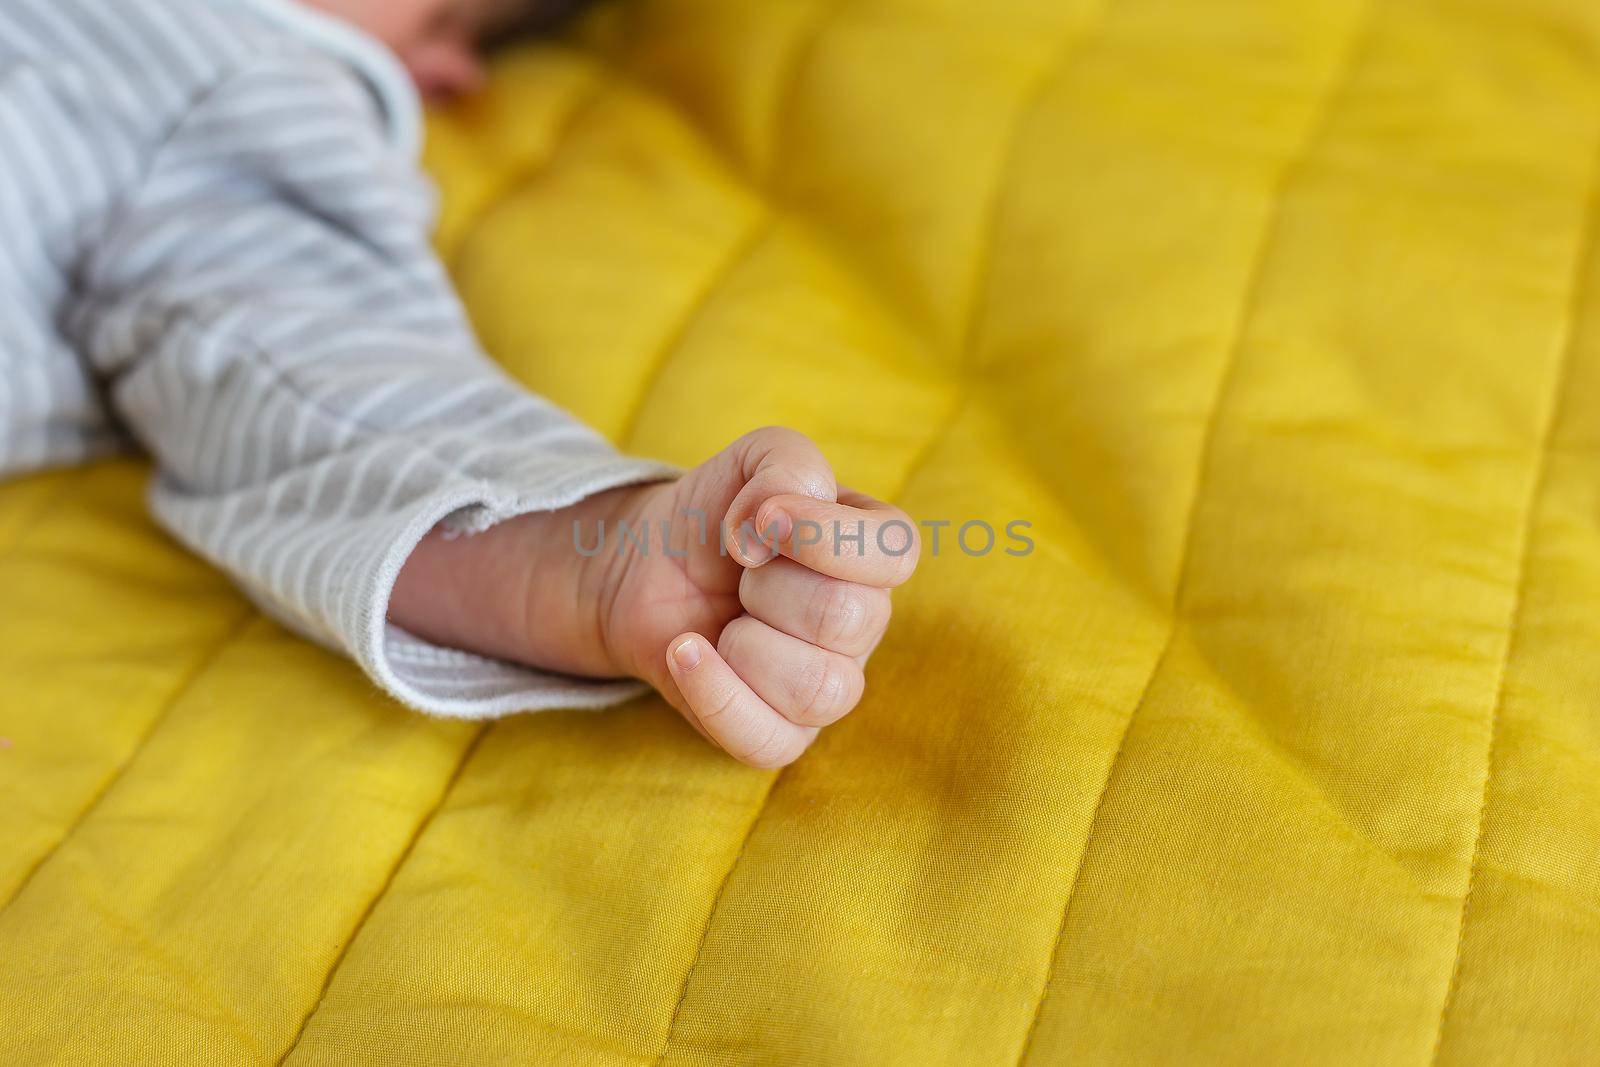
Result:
[0, 0, 675, 717]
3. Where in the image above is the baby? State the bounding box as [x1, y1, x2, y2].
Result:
[0, 0, 919, 768]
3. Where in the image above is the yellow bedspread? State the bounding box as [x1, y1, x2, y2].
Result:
[4, 0, 1600, 1062]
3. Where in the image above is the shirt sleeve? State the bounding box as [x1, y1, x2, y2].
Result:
[63, 55, 677, 719]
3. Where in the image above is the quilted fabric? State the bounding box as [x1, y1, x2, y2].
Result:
[3, 0, 1600, 1062]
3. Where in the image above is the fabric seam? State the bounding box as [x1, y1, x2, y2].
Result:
[1013, 1, 1381, 1059]
[1425, 118, 1600, 1067]
[0, 607, 257, 917]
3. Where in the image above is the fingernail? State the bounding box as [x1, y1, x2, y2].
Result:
[757, 503, 793, 545]
[736, 518, 776, 566]
[671, 637, 702, 671]
[740, 541, 775, 566]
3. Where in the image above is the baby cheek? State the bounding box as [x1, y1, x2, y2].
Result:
[405, 41, 487, 100]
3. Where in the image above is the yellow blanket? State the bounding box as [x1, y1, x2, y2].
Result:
[4, 0, 1599, 1062]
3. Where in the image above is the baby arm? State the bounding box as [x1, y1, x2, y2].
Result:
[67, 55, 919, 760]
[66, 55, 674, 718]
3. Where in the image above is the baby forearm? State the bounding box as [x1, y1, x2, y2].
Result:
[388, 485, 644, 681]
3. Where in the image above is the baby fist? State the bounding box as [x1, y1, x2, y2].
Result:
[603, 427, 920, 767]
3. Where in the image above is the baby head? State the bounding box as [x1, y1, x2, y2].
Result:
[301, 0, 590, 100]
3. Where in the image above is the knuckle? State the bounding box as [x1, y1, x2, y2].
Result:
[734, 426, 785, 458]
[881, 514, 921, 584]
[762, 425, 816, 456]
[794, 651, 859, 726]
[902, 518, 923, 566]
[742, 427, 833, 500]
[741, 722, 798, 770]
[746, 424, 794, 446]
[698, 680, 742, 727]
[781, 471, 834, 507]
[865, 588, 893, 635]
[717, 617, 754, 662]
[811, 582, 870, 650]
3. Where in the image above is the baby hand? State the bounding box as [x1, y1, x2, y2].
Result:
[597, 427, 920, 767]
